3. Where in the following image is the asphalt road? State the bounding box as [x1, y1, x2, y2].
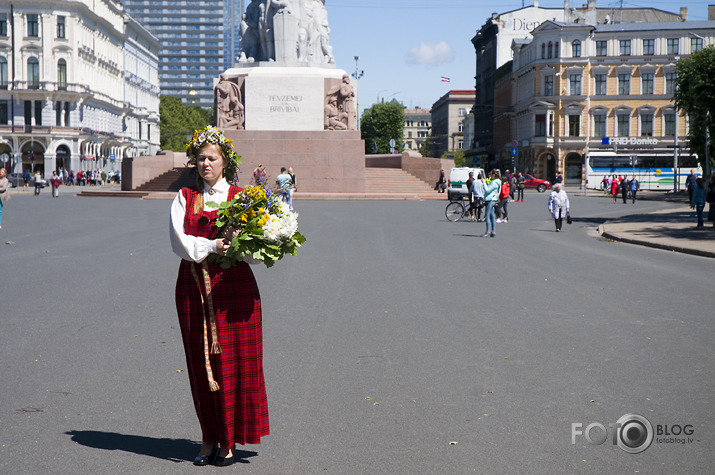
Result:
[0, 190, 712, 474]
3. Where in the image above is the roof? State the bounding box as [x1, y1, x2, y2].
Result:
[596, 20, 715, 33]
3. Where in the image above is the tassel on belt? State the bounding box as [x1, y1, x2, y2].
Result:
[190, 261, 222, 392]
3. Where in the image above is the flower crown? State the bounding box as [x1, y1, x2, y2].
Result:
[186, 126, 242, 182]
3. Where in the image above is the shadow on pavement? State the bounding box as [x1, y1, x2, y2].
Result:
[65, 430, 257, 464]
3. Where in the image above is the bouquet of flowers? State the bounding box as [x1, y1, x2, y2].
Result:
[207, 185, 306, 269]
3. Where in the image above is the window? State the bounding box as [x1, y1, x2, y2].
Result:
[544, 75, 553, 96]
[664, 113, 676, 136]
[64, 101, 70, 126]
[0, 13, 7, 37]
[555, 42, 559, 58]
[643, 39, 654, 55]
[27, 14, 39, 37]
[34, 100, 42, 126]
[541, 43, 545, 59]
[28, 57, 40, 88]
[667, 38, 679, 55]
[568, 114, 580, 137]
[24, 100, 32, 125]
[596, 40, 607, 56]
[617, 114, 630, 136]
[665, 72, 677, 94]
[641, 113, 653, 136]
[572, 40, 581, 58]
[458, 122, 464, 132]
[57, 16, 66, 39]
[458, 108, 467, 117]
[691, 37, 703, 53]
[535, 114, 546, 136]
[57, 59, 67, 89]
[595, 74, 607, 95]
[0, 57, 7, 87]
[618, 73, 630, 95]
[594, 115, 606, 137]
[641, 73, 654, 94]
[570, 74, 582, 95]
[458, 140, 464, 149]
[0, 100, 7, 125]
[548, 42, 553, 59]
[620, 40, 631, 56]
[56, 101, 62, 126]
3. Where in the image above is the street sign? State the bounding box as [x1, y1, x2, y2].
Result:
[510, 147, 518, 157]
[511, 140, 518, 148]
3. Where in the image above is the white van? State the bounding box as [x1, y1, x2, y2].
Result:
[447, 167, 485, 200]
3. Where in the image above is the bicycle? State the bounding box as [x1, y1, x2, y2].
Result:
[445, 196, 482, 222]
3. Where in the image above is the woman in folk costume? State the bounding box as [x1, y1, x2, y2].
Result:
[170, 126, 269, 467]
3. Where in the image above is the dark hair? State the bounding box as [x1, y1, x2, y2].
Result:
[281, 167, 287, 173]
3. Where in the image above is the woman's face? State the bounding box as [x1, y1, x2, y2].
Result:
[196, 143, 226, 186]
[0, 169, 6, 178]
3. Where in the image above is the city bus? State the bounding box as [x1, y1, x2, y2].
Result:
[585, 151, 702, 191]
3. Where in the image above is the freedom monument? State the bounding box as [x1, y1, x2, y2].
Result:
[210, 0, 364, 194]
[123, 0, 367, 194]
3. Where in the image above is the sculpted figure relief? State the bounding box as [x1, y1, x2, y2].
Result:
[324, 74, 356, 131]
[239, 0, 334, 65]
[215, 75, 245, 130]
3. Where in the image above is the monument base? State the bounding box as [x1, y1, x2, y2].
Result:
[224, 130, 365, 194]
[218, 66, 356, 132]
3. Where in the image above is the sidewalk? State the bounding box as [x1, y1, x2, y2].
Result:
[599, 205, 715, 258]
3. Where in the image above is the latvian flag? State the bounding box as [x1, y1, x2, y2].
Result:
[440, 76, 451, 83]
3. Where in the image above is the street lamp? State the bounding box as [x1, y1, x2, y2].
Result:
[352, 56, 364, 130]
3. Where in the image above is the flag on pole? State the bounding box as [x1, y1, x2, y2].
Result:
[440, 76, 451, 83]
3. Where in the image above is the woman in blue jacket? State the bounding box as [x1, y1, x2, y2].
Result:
[482, 170, 501, 237]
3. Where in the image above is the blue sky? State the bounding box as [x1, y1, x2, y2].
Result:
[324, 0, 711, 116]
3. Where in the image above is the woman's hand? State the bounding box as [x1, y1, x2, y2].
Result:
[215, 238, 231, 256]
[222, 226, 241, 241]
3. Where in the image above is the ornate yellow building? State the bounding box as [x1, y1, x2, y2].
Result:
[512, 19, 715, 187]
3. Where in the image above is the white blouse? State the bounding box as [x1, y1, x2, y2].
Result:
[169, 178, 230, 263]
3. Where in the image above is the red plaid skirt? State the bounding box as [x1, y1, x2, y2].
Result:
[175, 187, 269, 446]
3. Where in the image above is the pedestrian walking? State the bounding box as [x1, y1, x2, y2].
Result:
[33, 171, 42, 195]
[691, 177, 706, 230]
[0, 168, 9, 229]
[548, 183, 570, 232]
[170, 126, 269, 467]
[482, 170, 501, 237]
[685, 169, 697, 205]
[51, 170, 61, 198]
[276, 167, 293, 210]
[516, 172, 525, 202]
[630, 175, 640, 203]
[610, 174, 619, 203]
[620, 176, 630, 204]
[707, 174, 715, 229]
[470, 173, 485, 221]
[496, 176, 510, 223]
[23, 170, 30, 191]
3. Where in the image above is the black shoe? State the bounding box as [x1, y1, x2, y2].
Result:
[193, 443, 219, 466]
[213, 454, 235, 467]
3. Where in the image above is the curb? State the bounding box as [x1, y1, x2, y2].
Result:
[599, 224, 715, 259]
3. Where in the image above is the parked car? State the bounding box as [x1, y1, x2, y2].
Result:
[8, 173, 25, 187]
[8, 172, 47, 188]
[521, 174, 551, 192]
[447, 167, 485, 200]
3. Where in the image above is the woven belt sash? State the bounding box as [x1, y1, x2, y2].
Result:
[190, 261, 222, 392]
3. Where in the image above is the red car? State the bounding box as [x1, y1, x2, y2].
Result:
[521, 174, 551, 192]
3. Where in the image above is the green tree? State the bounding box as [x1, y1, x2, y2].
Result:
[418, 134, 432, 157]
[159, 95, 212, 151]
[360, 102, 405, 154]
[674, 46, 715, 176]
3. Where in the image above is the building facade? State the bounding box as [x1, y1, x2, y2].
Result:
[469, 0, 685, 169]
[124, 0, 232, 109]
[403, 108, 430, 152]
[430, 90, 475, 158]
[512, 19, 715, 184]
[0, 0, 160, 178]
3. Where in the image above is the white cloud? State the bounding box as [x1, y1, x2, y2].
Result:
[406, 41, 455, 65]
